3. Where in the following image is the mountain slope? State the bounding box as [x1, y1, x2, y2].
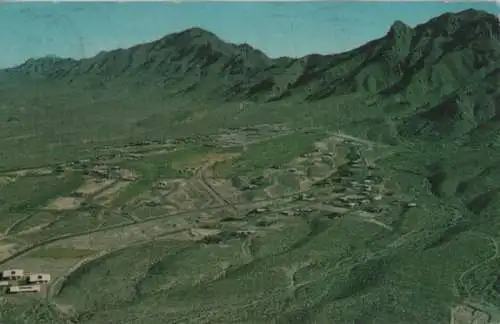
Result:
[0, 8, 498, 156]
[9, 27, 274, 97]
[9, 10, 499, 104]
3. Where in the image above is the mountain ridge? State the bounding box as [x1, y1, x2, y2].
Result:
[3, 8, 500, 144]
[8, 9, 498, 94]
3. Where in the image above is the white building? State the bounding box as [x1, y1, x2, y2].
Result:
[27, 273, 51, 284]
[8, 285, 41, 293]
[2, 269, 24, 280]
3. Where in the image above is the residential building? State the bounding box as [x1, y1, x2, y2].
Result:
[27, 273, 51, 284]
[8, 285, 41, 293]
[2, 269, 24, 280]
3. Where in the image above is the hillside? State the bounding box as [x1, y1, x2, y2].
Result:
[4, 9, 499, 146]
[0, 8, 499, 324]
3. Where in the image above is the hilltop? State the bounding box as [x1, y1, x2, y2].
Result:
[0, 8, 499, 324]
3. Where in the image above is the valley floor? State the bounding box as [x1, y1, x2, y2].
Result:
[0, 125, 498, 323]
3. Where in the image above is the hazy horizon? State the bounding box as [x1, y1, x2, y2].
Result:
[1, 1, 498, 69]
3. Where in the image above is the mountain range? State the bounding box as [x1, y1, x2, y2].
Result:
[1, 8, 499, 152]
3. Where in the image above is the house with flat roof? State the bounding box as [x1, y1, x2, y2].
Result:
[2, 269, 24, 280]
[27, 273, 51, 284]
[8, 285, 41, 294]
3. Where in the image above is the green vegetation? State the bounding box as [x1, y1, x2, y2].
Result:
[223, 131, 325, 176]
[0, 301, 65, 324]
[0, 173, 83, 213]
[6, 211, 59, 235]
[0, 7, 499, 324]
[112, 147, 212, 206]
[30, 247, 97, 259]
[0, 173, 84, 233]
[118, 146, 212, 178]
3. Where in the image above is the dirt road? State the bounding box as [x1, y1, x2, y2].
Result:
[196, 162, 239, 216]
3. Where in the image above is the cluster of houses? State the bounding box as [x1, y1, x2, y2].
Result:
[0, 269, 51, 294]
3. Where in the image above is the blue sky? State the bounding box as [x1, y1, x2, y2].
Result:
[0, 1, 498, 68]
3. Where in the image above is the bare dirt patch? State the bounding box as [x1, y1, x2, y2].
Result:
[0, 241, 18, 261]
[16, 225, 46, 235]
[306, 162, 332, 179]
[173, 176, 218, 208]
[171, 152, 240, 169]
[0, 176, 15, 187]
[93, 181, 131, 206]
[53, 303, 76, 317]
[30, 168, 54, 176]
[45, 197, 84, 210]
[52, 217, 190, 252]
[74, 178, 115, 196]
[203, 178, 241, 203]
[145, 179, 203, 211]
[169, 185, 208, 210]
[161, 204, 179, 214]
[118, 168, 138, 181]
[168, 228, 222, 241]
[155, 179, 185, 194]
[450, 304, 491, 324]
[262, 182, 286, 199]
[297, 178, 314, 191]
[314, 136, 343, 152]
[141, 148, 176, 157]
[6, 167, 53, 177]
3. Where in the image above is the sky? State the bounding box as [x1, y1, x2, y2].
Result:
[0, 1, 498, 69]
